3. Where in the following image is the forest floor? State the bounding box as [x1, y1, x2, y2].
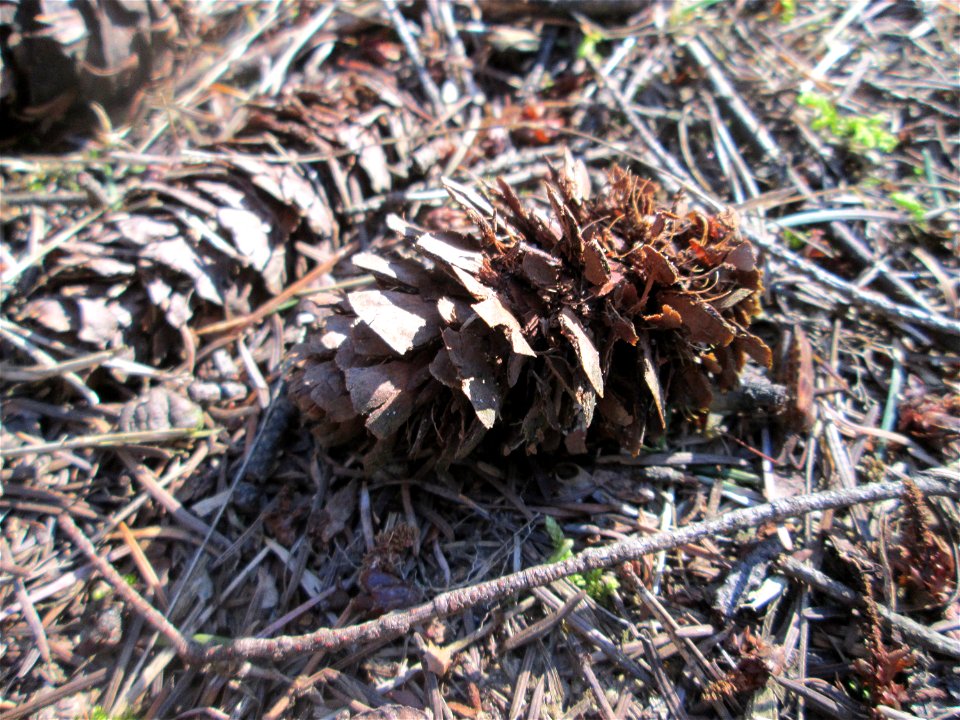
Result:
[1, 1, 958, 719]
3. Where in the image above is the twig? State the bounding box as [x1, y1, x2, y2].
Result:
[639, 632, 689, 720]
[0, 209, 104, 289]
[638, 584, 735, 719]
[259, 4, 336, 96]
[502, 589, 586, 652]
[0, 668, 109, 720]
[778, 555, 960, 660]
[0, 428, 212, 459]
[0, 321, 99, 405]
[683, 37, 785, 164]
[532, 584, 652, 685]
[187, 477, 956, 664]
[382, 0, 445, 114]
[578, 648, 617, 720]
[137, 2, 281, 153]
[195, 241, 357, 336]
[116, 449, 231, 549]
[745, 222, 960, 336]
[0, 537, 51, 666]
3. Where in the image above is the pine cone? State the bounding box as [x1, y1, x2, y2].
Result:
[288, 154, 771, 469]
[14, 65, 424, 363]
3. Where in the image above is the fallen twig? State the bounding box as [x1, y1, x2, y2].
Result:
[0, 428, 214, 459]
[126, 476, 955, 664]
[778, 555, 960, 660]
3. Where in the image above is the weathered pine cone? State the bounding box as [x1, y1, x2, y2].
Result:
[16, 66, 424, 363]
[288, 154, 770, 469]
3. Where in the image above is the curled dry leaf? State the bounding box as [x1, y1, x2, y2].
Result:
[288, 159, 769, 469]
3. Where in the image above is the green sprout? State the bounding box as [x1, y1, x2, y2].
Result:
[781, 228, 806, 251]
[888, 191, 928, 224]
[576, 28, 605, 63]
[778, 0, 796, 23]
[797, 92, 899, 153]
[89, 707, 138, 720]
[544, 516, 619, 601]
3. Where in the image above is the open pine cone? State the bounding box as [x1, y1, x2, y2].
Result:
[288, 155, 770, 469]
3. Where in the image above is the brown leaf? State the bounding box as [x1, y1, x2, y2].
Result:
[521, 247, 562, 287]
[643, 304, 683, 330]
[76, 298, 131, 347]
[230, 157, 336, 238]
[416, 232, 485, 275]
[216, 208, 271, 270]
[558, 307, 604, 397]
[352, 251, 431, 287]
[582, 237, 611, 286]
[338, 124, 392, 193]
[144, 275, 192, 328]
[442, 177, 495, 215]
[428, 347, 460, 389]
[735, 333, 773, 368]
[302, 361, 356, 423]
[724, 241, 757, 272]
[21, 298, 73, 333]
[421, 641, 454, 676]
[140, 237, 223, 305]
[436, 296, 474, 326]
[712, 287, 757, 310]
[639, 245, 679, 285]
[347, 289, 441, 356]
[114, 216, 179, 246]
[448, 265, 493, 300]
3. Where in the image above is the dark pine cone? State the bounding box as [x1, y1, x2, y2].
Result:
[288, 154, 771, 470]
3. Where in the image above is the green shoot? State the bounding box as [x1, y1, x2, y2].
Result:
[797, 92, 898, 153]
[889, 192, 928, 225]
[544, 517, 619, 601]
[576, 29, 605, 63]
[89, 707, 138, 720]
[778, 0, 797, 23]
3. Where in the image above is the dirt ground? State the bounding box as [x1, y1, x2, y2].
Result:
[1, 1, 958, 719]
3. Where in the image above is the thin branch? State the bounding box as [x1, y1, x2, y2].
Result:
[192, 476, 957, 664]
[778, 555, 960, 660]
[0, 428, 213, 459]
